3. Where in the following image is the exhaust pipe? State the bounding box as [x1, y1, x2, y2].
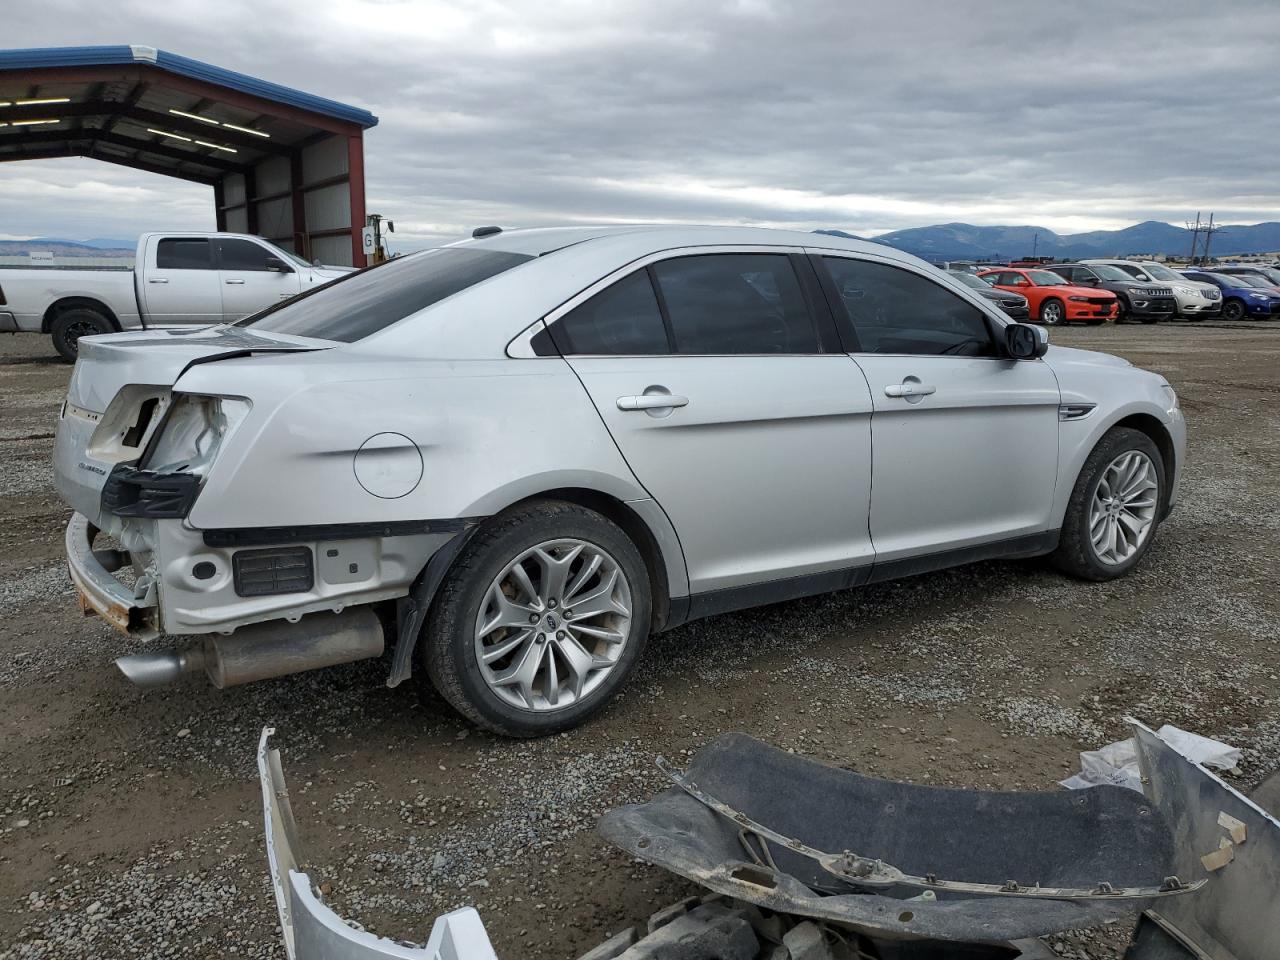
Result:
[116, 647, 207, 687]
[115, 608, 385, 689]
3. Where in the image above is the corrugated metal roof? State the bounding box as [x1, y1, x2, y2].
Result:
[0, 45, 378, 128]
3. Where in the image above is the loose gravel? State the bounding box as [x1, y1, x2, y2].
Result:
[2, 324, 1278, 960]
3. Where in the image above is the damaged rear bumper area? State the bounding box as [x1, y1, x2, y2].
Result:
[65, 511, 159, 639]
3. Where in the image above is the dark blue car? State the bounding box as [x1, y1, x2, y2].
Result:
[1182, 271, 1280, 321]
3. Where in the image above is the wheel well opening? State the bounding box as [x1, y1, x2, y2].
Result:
[42, 298, 120, 334]
[1112, 413, 1175, 515]
[520, 488, 672, 631]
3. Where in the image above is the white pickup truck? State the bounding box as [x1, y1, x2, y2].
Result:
[0, 232, 353, 360]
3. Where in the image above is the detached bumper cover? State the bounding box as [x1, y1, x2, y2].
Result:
[601, 732, 1186, 943]
[258, 728, 499, 960]
[64, 512, 158, 639]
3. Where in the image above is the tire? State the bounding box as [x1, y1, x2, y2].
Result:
[422, 499, 652, 737]
[50, 307, 113, 362]
[1039, 298, 1064, 326]
[1052, 427, 1165, 582]
[1221, 299, 1246, 321]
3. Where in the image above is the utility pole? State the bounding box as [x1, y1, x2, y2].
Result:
[1186, 212, 1201, 264]
[1201, 212, 1218, 265]
[1032, 232, 1039, 259]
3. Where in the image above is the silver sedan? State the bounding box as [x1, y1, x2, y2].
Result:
[53, 225, 1185, 736]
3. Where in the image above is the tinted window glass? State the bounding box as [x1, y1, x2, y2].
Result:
[156, 238, 214, 270]
[241, 247, 532, 342]
[651, 254, 818, 354]
[556, 270, 669, 354]
[823, 257, 997, 357]
[217, 238, 277, 271]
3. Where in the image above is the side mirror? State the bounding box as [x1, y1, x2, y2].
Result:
[264, 256, 293, 273]
[1005, 323, 1049, 360]
[1080, 276, 1099, 285]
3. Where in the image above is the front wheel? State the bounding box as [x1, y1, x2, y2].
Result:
[1221, 299, 1246, 321]
[1052, 427, 1165, 581]
[422, 499, 651, 737]
[1039, 298, 1064, 325]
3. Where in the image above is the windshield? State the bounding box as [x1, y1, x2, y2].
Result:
[1091, 265, 1133, 282]
[239, 247, 534, 342]
[1027, 270, 1067, 286]
[1141, 264, 1181, 281]
[948, 271, 990, 291]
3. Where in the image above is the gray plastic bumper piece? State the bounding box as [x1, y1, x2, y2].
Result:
[1127, 717, 1280, 960]
[258, 727, 499, 960]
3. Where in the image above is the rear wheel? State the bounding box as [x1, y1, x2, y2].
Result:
[1052, 427, 1165, 581]
[50, 307, 113, 362]
[1039, 298, 1064, 326]
[1221, 299, 1246, 321]
[422, 499, 652, 737]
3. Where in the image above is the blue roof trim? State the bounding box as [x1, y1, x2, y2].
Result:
[0, 45, 377, 129]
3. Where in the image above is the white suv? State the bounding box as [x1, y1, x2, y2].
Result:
[1082, 259, 1221, 319]
[54, 226, 1185, 736]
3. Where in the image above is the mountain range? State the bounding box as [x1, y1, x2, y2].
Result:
[815, 221, 1280, 261]
[0, 238, 134, 257]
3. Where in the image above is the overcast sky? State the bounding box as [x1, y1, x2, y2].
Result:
[4, 0, 1279, 248]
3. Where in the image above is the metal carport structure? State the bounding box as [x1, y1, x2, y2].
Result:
[0, 45, 378, 266]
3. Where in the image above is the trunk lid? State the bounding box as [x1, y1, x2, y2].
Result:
[67, 325, 329, 412]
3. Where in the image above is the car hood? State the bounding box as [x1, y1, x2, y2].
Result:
[69, 325, 333, 413]
[310, 265, 355, 280]
[1044, 284, 1117, 298]
[1043, 344, 1132, 370]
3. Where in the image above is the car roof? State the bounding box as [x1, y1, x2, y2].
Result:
[442, 224, 893, 259]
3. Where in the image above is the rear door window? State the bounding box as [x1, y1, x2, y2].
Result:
[241, 247, 533, 341]
[555, 270, 670, 355]
[821, 257, 998, 357]
[650, 254, 819, 354]
[156, 238, 214, 270]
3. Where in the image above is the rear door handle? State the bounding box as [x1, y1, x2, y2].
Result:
[884, 382, 936, 399]
[617, 394, 689, 411]
[147, 278, 168, 284]
[225, 279, 246, 285]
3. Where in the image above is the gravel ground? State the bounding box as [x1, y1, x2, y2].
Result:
[1, 323, 1278, 959]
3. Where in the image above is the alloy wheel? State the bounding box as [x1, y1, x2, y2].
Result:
[1041, 301, 1063, 325]
[474, 539, 633, 711]
[1088, 451, 1158, 565]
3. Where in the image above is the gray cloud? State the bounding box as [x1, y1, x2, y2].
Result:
[4, 0, 1279, 248]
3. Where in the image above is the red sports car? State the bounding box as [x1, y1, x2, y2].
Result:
[977, 268, 1118, 325]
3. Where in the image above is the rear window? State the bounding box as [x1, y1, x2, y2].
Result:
[239, 247, 533, 342]
[156, 238, 214, 270]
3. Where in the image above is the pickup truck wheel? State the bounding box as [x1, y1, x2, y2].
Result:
[1052, 427, 1165, 582]
[422, 499, 651, 737]
[51, 308, 113, 362]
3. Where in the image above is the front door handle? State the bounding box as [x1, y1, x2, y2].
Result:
[884, 380, 936, 400]
[225, 279, 246, 285]
[147, 278, 169, 284]
[617, 394, 689, 411]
